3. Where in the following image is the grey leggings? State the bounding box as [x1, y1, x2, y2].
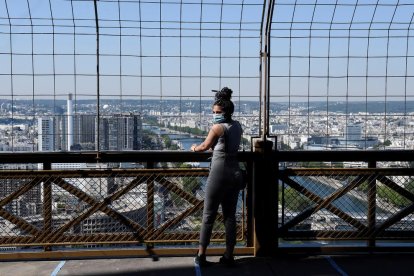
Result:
[199, 152, 240, 248]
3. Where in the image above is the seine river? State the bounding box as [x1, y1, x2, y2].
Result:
[143, 124, 208, 166]
[143, 124, 204, 151]
[168, 134, 204, 151]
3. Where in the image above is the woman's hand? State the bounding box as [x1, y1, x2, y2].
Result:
[191, 144, 198, 152]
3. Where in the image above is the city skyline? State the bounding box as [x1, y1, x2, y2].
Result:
[0, 97, 413, 152]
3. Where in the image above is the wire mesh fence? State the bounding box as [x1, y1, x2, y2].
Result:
[269, 0, 414, 151]
[0, 169, 246, 248]
[2, 1, 414, 153]
[0, 0, 262, 153]
[279, 167, 414, 241]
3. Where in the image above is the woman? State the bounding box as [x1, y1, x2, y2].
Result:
[190, 87, 243, 266]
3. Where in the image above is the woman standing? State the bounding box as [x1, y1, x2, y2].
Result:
[190, 87, 243, 266]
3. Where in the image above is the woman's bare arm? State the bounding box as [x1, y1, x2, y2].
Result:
[191, 124, 224, 152]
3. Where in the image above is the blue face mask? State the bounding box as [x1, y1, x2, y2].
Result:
[212, 114, 226, 124]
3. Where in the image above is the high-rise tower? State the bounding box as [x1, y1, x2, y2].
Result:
[67, 93, 74, 151]
[97, 113, 142, 151]
[38, 117, 55, 151]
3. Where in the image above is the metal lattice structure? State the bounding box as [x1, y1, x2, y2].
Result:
[0, 0, 262, 152]
[268, 0, 414, 150]
[279, 167, 414, 242]
[1, 1, 413, 152]
[0, 168, 245, 247]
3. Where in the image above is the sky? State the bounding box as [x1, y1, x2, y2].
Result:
[0, 0, 413, 105]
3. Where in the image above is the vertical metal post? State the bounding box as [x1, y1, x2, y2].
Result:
[253, 140, 276, 256]
[146, 161, 155, 238]
[260, 49, 268, 141]
[94, 0, 101, 160]
[43, 162, 52, 251]
[254, 0, 276, 256]
[246, 159, 254, 247]
[367, 160, 377, 248]
[260, 0, 275, 140]
[147, 162, 154, 169]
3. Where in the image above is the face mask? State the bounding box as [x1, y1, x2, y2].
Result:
[212, 114, 226, 124]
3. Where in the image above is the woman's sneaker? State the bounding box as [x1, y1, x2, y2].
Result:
[219, 255, 235, 266]
[194, 254, 213, 267]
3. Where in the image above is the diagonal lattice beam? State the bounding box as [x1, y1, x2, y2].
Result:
[0, 208, 41, 237]
[312, 175, 370, 214]
[150, 200, 204, 240]
[374, 203, 414, 235]
[374, 175, 414, 234]
[157, 177, 224, 222]
[0, 176, 44, 209]
[0, 176, 46, 238]
[157, 178, 201, 206]
[377, 175, 414, 202]
[279, 175, 368, 233]
[47, 176, 148, 243]
[35, 176, 148, 244]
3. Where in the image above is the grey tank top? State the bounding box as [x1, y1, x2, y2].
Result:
[213, 120, 243, 153]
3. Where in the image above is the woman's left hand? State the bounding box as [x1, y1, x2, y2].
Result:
[191, 144, 197, 152]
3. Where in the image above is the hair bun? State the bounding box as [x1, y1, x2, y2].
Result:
[213, 87, 232, 101]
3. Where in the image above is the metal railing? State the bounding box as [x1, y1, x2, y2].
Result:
[0, 168, 245, 245]
[279, 167, 414, 242]
[1, 149, 414, 259]
[0, 151, 253, 259]
[251, 146, 414, 255]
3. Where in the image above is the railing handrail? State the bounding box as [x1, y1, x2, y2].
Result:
[1, 150, 413, 164]
[274, 150, 414, 162]
[0, 151, 258, 164]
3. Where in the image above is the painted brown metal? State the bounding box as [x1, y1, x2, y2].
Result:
[0, 247, 255, 261]
[1, 153, 414, 257]
[0, 168, 243, 252]
[279, 167, 414, 243]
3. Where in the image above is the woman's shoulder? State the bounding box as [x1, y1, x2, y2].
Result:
[211, 123, 225, 136]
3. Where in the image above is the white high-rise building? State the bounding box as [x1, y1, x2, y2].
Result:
[67, 93, 74, 151]
[38, 117, 55, 151]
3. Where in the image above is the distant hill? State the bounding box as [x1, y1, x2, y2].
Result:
[1, 99, 413, 114]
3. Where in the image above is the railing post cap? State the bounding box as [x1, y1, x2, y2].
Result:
[254, 139, 273, 152]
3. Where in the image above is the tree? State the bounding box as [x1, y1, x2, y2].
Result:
[180, 163, 201, 194]
[377, 184, 410, 208]
[383, 140, 392, 146]
[374, 139, 392, 149]
[279, 187, 312, 212]
[162, 135, 172, 148]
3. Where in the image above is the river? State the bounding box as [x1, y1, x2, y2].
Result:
[143, 125, 204, 151]
[143, 124, 207, 166]
[291, 176, 390, 216]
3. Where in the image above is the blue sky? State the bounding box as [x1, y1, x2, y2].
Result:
[270, 0, 414, 103]
[0, 0, 413, 103]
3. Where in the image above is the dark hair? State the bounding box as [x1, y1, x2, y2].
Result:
[213, 87, 234, 120]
